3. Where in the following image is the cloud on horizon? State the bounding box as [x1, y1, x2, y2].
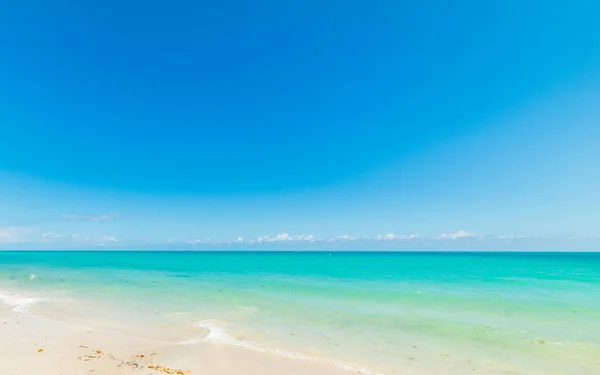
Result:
[0, 229, 599, 251]
[437, 230, 475, 240]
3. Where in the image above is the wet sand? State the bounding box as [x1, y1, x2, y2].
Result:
[0, 303, 359, 375]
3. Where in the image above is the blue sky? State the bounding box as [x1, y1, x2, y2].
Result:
[1, 1, 600, 250]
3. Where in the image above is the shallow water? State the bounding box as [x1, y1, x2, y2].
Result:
[1, 251, 600, 374]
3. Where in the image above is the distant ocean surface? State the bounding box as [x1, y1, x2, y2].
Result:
[1, 251, 599, 375]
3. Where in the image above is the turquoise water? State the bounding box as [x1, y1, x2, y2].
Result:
[1, 251, 600, 375]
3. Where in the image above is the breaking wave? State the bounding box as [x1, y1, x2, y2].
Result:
[0, 291, 40, 313]
[183, 319, 386, 375]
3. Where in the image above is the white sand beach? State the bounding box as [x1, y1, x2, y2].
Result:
[0, 302, 358, 375]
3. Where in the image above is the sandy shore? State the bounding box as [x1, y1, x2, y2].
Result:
[0, 303, 358, 375]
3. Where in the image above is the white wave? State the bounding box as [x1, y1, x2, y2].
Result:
[0, 291, 40, 313]
[185, 320, 386, 375]
[194, 320, 233, 342]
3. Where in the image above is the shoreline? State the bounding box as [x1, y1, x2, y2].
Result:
[1, 298, 373, 375]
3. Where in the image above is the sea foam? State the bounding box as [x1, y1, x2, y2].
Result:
[0, 291, 40, 313]
[187, 320, 386, 375]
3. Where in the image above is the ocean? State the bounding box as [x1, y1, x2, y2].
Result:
[1, 251, 599, 375]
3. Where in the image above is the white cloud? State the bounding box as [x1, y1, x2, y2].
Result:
[41, 232, 94, 242]
[374, 233, 398, 240]
[188, 239, 218, 244]
[438, 230, 475, 240]
[244, 233, 422, 244]
[373, 233, 419, 241]
[113, 231, 593, 249]
[61, 213, 116, 221]
[8, 230, 597, 250]
[370, 233, 419, 241]
[254, 233, 316, 243]
[100, 235, 119, 242]
[273, 233, 290, 241]
[326, 234, 356, 242]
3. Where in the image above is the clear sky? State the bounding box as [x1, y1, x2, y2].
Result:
[1, 1, 600, 250]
